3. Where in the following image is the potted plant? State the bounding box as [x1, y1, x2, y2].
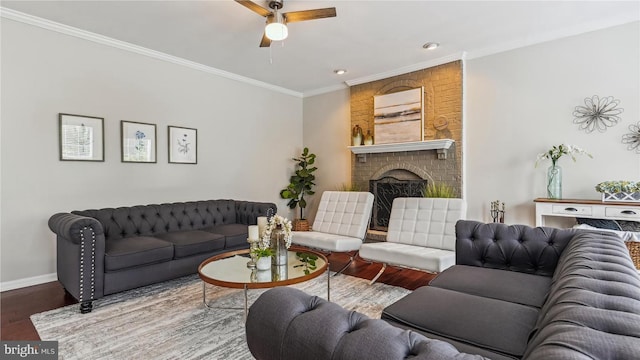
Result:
[252, 247, 273, 271]
[423, 182, 456, 198]
[280, 147, 317, 231]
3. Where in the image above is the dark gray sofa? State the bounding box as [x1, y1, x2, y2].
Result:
[245, 220, 640, 360]
[48, 199, 275, 313]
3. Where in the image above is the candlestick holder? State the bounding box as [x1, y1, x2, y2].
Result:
[246, 237, 260, 269]
[490, 200, 506, 223]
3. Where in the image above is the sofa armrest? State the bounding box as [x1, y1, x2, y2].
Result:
[455, 220, 576, 276]
[48, 213, 106, 310]
[246, 287, 488, 360]
[48, 212, 105, 244]
[235, 201, 277, 225]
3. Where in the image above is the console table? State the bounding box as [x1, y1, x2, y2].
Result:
[534, 198, 640, 227]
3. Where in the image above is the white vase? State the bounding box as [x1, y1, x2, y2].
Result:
[256, 256, 271, 271]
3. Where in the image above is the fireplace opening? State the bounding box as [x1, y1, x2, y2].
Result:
[369, 176, 427, 231]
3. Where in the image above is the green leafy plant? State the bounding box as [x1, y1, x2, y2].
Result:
[294, 252, 318, 275]
[423, 182, 456, 198]
[251, 247, 273, 258]
[280, 148, 317, 219]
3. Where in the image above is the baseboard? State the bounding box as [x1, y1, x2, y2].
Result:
[0, 273, 57, 292]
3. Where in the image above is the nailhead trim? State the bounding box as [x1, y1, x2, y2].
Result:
[79, 226, 97, 303]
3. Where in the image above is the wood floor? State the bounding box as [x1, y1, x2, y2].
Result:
[0, 252, 436, 341]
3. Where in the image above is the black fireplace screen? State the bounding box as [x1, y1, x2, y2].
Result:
[369, 176, 427, 231]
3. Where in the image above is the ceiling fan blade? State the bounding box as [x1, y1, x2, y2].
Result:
[282, 8, 336, 23]
[235, 0, 272, 17]
[260, 32, 272, 47]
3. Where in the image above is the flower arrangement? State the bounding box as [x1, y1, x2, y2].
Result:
[595, 181, 640, 194]
[260, 214, 293, 250]
[535, 144, 592, 167]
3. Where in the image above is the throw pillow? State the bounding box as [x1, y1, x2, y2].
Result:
[576, 218, 622, 231]
[618, 220, 640, 232]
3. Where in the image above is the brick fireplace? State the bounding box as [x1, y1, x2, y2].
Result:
[349, 60, 463, 238]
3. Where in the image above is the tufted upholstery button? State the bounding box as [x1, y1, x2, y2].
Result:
[493, 238, 498, 242]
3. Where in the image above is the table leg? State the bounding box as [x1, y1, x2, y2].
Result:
[243, 284, 248, 321]
[202, 282, 214, 309]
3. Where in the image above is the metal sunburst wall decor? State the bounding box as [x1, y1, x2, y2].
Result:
[572, 95, 623, 133]
[622, 122, 640, 154]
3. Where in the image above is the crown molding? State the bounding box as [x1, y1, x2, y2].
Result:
[344, 52, 467, 87]
[0, 7, 303, 98]
[302, 83, 349, 98]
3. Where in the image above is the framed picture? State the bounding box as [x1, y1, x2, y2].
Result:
[121, 120, 157, 163]
[168, 126, 197, 164]
[373, 87, 424, 144]
[59, 113, 104, 161]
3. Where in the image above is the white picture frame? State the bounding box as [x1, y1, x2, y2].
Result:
[121, 120, 157, 163]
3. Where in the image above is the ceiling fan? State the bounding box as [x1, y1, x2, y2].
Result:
[235, 0, 337, 47]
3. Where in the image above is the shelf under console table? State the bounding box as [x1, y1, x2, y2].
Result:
[534, 198, 640, 227]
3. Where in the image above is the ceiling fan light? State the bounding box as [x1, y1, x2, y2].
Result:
[265, 22, 288, 41]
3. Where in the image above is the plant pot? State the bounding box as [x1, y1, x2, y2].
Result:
[601, 192, 640, 202]
[293, 219, 310, 231]
[256, 256, 271, 271]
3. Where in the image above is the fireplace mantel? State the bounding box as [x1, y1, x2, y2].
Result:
[349, 139, 454, 161]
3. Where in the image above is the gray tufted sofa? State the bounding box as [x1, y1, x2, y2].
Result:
[246, 220, 640, 360]
[48, 199, 275, 313]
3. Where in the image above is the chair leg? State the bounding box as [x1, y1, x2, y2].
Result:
[333, 251, 358, 277]
[369, 263, 387, 285]
[355, 252, 372, 264]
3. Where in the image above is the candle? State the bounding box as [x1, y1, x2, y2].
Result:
[248, 225, 259, 240]
[257, 216, 268, 238]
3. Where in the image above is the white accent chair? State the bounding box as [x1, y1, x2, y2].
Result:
[359, 197, 466, 284]
[291, 191, 374, 274]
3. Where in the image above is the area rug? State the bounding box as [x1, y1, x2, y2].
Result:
[31, 273, 411, 360]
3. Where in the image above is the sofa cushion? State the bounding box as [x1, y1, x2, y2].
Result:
[382, 286, 539, 358]
[359, 242, 455, 272]
[105, 236, 174, 271]
[204, 224, 248, 249]
[429, 265, 552, 308]
[156, 230, 225, 258]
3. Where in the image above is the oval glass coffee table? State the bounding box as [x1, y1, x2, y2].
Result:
[198, 246, 329, 319]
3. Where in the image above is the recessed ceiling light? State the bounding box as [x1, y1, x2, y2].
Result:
[334, 69, 347, 75]
[423, 42, 440, 50]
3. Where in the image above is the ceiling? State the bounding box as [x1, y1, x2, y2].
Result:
[2, 1, 639, 97]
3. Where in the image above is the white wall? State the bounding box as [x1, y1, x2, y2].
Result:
[303, 22, 640, 227]
[0, 19, 303, 284]
[465, 21, 639, 225]
[302, 88, 352, 222]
